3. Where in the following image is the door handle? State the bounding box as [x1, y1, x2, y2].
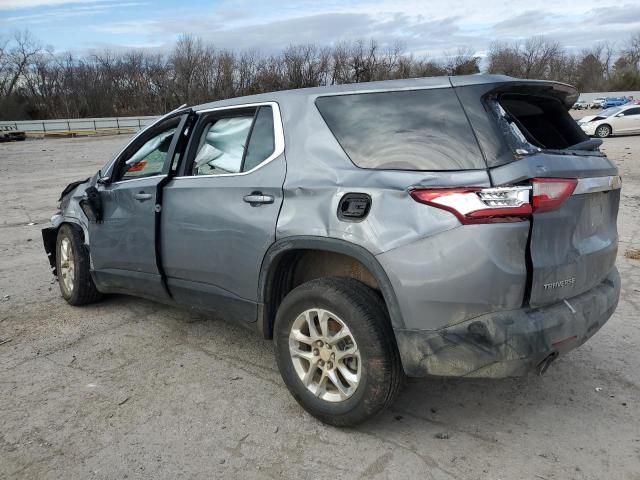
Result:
[243, 192, 274, 206]
[134, 192, 153, 202]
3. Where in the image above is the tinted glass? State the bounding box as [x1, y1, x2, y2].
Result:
[193, 115, 254, 176]
[601, 107, 623, 117]
[624, 107, 640, 116]
[316, 89, 484, 170]
[243, 106, 275, 172]
[121, 127, 176, 180]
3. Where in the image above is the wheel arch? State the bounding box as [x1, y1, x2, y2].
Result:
[42, 217, 88, 276]
[257, 236, 404, 339]
[597, 123, 613, 137]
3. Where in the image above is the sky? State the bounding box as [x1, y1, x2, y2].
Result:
[1, 0, 639, 59]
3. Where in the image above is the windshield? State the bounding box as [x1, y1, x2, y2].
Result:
[601, 107, 624, 117]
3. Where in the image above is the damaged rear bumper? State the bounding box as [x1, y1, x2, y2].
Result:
[394, 268, 620, 378]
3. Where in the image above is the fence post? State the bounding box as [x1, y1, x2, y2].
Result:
[42, 121, 46, 135]
[14, 122, 18, 129]
[116, 118, 120, 134]
[138, 118, 141, 129]
[67, 120, 70, 133]
[93, 120, 97, 132]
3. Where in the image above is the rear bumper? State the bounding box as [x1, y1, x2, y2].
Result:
[394, 268, 620, 378]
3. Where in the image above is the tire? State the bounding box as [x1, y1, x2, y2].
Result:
[274, 277, 403, 426]
[595, 124, 612, 138]
[55, 224, 102, 305]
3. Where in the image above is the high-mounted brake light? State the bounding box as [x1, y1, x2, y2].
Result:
[410, 178, 577, 224]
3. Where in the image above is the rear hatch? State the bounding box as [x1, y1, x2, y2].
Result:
[457, 80, 621, 308]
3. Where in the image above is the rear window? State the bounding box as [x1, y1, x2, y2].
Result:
[497, 93, 588, 150]
[315, 89, 485, 171]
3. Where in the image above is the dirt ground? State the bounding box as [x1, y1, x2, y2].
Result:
[1, 132, 639, 480]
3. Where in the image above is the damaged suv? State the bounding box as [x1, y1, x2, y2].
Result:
[42, 75, 621, 426]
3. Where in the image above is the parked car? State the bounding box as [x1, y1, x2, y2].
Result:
[589, 97, 606, 108]
[572, 100, 589, 110]
[578, 104, 640, 137]
[601, 97, 629, 109]
[42, 75, 621, 426]
[0, 125, 26, 142]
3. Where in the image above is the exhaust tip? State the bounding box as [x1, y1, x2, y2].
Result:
[537, 352, 559, 376]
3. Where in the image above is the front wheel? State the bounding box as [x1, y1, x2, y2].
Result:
[595, 124, 612, 138]
[274, 277, 402, 426]
[55, 224, 102, 305]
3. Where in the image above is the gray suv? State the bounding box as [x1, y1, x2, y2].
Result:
[42, 75, 621, 426]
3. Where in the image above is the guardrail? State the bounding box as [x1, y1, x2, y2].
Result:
[0, 116, 160, 137]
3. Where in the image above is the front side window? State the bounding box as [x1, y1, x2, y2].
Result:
[192, 106, 276, 176]
[624, 107, 640, 116]
[120, 125, 177, 180]
[315, 89, 484, 171]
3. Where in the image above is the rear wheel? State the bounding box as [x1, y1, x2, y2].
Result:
[595, 124, 611, 138]
[56, 224, 102, 305]
[274, 277, 402, 426]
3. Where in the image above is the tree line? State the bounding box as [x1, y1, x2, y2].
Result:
[1, 30, 639, 120]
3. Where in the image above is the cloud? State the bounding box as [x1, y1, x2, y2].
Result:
[0, 0, 102, 9]
[91, 11, 484, 57]
[586, 4, 640, 26]
[92, 18, 160, 35]
[5, 0, 640, 57]
[1, 2, 147, 24]
[492, 11, 555, 34]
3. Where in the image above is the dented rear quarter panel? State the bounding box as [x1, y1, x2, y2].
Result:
[273, 85, 531, 332]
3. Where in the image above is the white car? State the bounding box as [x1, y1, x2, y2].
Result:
[589, 98, 605, 109]
[578, 104, 640, 138]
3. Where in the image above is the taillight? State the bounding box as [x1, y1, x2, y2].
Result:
[410, 178, 576, 224]
[531, 178, 577, 213]
[409, 186, 532, 224]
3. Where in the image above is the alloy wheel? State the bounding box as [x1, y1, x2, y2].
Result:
[596, 125, 611, 138]
[59, 237, 75, 293]
[288, 308, 361, 402]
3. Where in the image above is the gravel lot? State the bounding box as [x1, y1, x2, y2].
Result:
[1, 133, 639, 480]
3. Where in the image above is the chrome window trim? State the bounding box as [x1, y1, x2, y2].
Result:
[172, 101, 284, 180]
[312, 84, 451, 98]
[573, 175, 622, 195]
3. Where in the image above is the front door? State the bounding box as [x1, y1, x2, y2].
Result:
[616, 107, 640, 133]
[160, 103, 286, 322]
[90, 115, 187, 299]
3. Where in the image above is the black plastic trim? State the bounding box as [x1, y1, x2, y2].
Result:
[256, 236, 404, 338]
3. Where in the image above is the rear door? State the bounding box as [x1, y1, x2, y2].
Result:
[90, 113, 189, 299]
[471, 85, 621, 307]
[160, 103, 286, 322]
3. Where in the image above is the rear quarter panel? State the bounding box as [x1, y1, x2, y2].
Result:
[275, 91, 530, 331]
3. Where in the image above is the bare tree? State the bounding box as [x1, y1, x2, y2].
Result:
[3, 30, 640, 121]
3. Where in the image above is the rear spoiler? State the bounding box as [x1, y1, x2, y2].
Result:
[450, 77, 579, 109]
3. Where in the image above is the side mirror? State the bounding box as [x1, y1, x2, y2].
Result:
[616, 113, 625, 117]
[80, 186, 103, 223]
[97, 174, 111, 185]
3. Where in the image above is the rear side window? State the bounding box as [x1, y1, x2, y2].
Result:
[192, 106, 276, 176]
[315, 89, 484, 171]
[193, 115, 254, 175]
